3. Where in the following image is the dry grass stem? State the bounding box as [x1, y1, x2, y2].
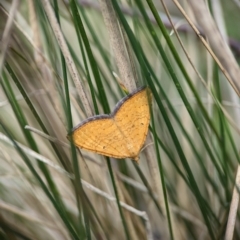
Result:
[232, 0, 240, 8]
[99, 0, 136, 92]
[224, 165, 240, 240]
[0, 0, 20, 75]
[0, 200, 59, 229]
[172, 0, 240, 96]
[82, 179, 153, 239]
[170, 0, 240, 138]
[41, 0, 93, 117]
[187, 0, 240, 96]
[29, 0, 65, 124]
[25, 125, 69, 147]
[160, 1, 240, 130]
[0, 133, 73, 177]
[211, 0, 227, 39]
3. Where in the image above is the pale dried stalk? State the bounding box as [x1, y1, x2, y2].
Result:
[120, 24, 139, 87]
[25, 125, 69, 146]
[171, 0, 240, 97]
[211, 0, 227, 40]
[157, 2, 194, 238]
[224, 165, 240, 240]
[41, 0, 93, 117]
[0, 0, 20, 75]
[28, 0, 42, 66]
[186, 0, 240, 96]
[232, 0, 240, 9]
[211, 0, 240, 134]
[0, 141, 70, 239]
[99, 0, 136, 92]
[113, 175, 138, 239]
[82, 179, 153, 240]
[144, 134, 164, 205]
[162, 7, 240, 238]
[171, 0, 240, 136]
[0, 133, 73, 177]
[29, 0, 64, 124]
[0, 200, 59, 229]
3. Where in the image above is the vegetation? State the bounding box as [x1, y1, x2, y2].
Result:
[0, 0, 240, 239]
